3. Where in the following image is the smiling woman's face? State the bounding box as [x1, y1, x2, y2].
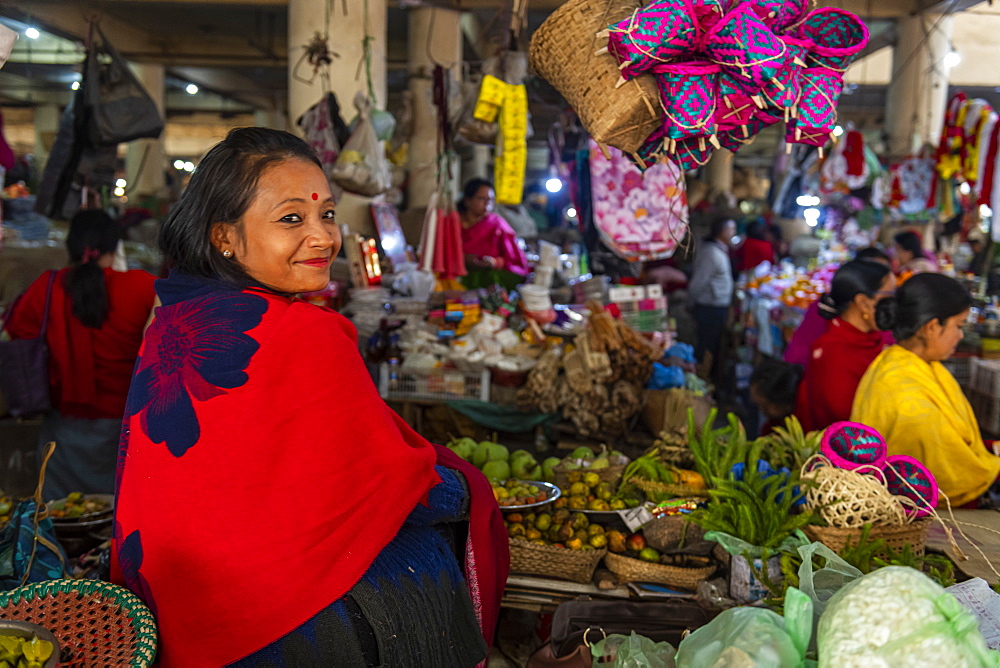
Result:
[213, 158, 341, 294]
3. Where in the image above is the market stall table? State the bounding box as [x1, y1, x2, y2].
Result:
[927, 510, 1000, 586]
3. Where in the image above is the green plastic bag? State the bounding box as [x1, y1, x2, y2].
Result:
[590, 632, 676, 668]
[818, 566, 1000, 667]
[675, 588, 814, 668]
[796, 542, 863, 618]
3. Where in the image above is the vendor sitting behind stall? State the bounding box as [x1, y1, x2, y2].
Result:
[459, 178, 530, 290]
[795, 260, 894, 433]
[894, 230, 938, 276]
[852, 274, 1000, 507]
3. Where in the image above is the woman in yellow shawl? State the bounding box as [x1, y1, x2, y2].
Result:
[852, 273, 1000, 507]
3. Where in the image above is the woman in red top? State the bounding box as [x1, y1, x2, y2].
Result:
[795, 260, 895, 433]
[4, 210, 155, 499]
[737, 220, 776, 272]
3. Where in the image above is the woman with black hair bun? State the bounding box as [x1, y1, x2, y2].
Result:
[3, 210, 156, 499]
[794, 260, 895, 432]
[894, 230, 938, 275]
[853, 273, 1000, 507]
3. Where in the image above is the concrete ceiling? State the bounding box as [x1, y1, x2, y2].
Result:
[0, 0, 991, 157]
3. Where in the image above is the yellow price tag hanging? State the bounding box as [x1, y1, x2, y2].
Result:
[473, 75, 507, 122]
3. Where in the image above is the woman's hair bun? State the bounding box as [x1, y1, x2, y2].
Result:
[874, 296, 898, 333]
[817, 293, 839, 321]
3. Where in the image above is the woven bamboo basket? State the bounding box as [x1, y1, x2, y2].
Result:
[529, 0, 661, 155]
[604, 552, 716, 590]
[643, 515, 706, 552]
[509, 539, 607, 584]
[803, 520, 930, 558]
[629, 477, 710, 501]
[0, 579, 157, 667]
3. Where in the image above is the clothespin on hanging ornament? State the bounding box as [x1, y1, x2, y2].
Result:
[752, 95, 764, 109]
[615, 75, 628, 89]
[631, 152, 646, 169]
[709, 134, 722, 150]
[595, 46, 609, 55]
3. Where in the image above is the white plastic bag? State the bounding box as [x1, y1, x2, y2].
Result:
[332, 93, 392, 197]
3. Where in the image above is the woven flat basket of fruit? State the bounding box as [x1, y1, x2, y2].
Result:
[604, 552, 716, 591]
[642, 515, 706, 552]
[509, 539, 608, 584]
[0, 579, 157, 667]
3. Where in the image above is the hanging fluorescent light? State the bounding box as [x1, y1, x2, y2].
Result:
[70, 81, 80, 91]
[113, 187, 125, 197]
[566, 207, 578, 219]
[115, 178, 127, 188]
[959, 182, 971, 195]
[24, 27, 40, 39]
[980, 204, 993, 218]
[173, 159, 185, 170]
[545, 177, 563, 193]
[185, 83, 199, 95]
[944, 50, 962, 68]
[183, 161, 195, 172]
[796, 194, 821, 207]
[832, 125, 845, 137]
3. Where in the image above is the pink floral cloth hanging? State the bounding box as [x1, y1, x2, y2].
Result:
[590, 138, 689, 262]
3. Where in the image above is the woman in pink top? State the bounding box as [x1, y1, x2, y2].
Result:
[458, 178, 530, 289]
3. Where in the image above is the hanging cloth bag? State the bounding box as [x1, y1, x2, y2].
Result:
[331, 92, 392, 197]
[0, 271, 56, 418]
[0, 443, 69, 591]
[85, 25, 164, 145]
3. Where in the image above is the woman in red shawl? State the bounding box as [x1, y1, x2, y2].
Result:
[795, 260, 895, 432]
[4, 210, 155, 499]
[113, 128, 508, 667]
[459, 178, 530, 289]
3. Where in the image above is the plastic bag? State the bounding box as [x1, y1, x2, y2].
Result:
[796, 542, 863, 618]
[391, 262, 435, 301]
[818, 566, 1000, 667]
[705, 530, 809, 560]
[331, 93, 392, 197]
[675, 588, 813, 668]
[590, 632, 676, 668]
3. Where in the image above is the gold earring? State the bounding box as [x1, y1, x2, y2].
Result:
[223, 250, 233, 258]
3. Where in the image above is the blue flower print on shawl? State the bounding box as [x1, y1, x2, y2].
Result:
[115, 521, 158, 619]
[126, 291, 267, 457]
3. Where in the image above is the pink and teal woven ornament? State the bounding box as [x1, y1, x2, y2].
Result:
[719, 109, 780, 152]
[760, 36, 812, 111]
[628, 125, 668, 171]
[606, 0, 723, 80]
[715, 69, 759, 132]
[820, 421, 888, 471]
[795, 8, 869, 71]
[745, 0, 808, 34]
[653, 61, 721, 146]
[703, 2, 791, 94]
[672, 135, 714, 171]
[883, 455, 939, 518]
[787, 66, 842, 146]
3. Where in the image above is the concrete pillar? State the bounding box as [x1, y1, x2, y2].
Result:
[704, 148, 734, 194]
[289, 0, 387, 234]
[885, 14, 953, 159]
[407, 7, 462, 209]
[125, 63, 166, 199]
[462, 144, 492, 184]
[32, 103, 60, 176]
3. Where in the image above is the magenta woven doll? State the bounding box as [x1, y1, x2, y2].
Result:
[787, 66, 843, 147]
[702, 2, 791, 94]
[605, 0, 724, 81]
[653, 61, 721, 151]
[795, 8, 870, 71]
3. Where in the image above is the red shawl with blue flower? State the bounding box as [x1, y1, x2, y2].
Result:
[111, 272, 507, 666]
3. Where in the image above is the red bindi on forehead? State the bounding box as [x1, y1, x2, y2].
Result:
[311, 192, 318, 200]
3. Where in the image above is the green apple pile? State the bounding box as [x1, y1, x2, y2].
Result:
[447, 435, 544, 481]
[558, 445, 630, 472]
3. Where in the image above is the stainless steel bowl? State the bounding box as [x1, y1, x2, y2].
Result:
[0, 620, 60, 668]
[496, 481, 561, 511]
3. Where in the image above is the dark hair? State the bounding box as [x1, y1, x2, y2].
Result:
[875, 273, 972, 341]
[855, 246, 890, 263]
[746, 220, 766, 240]
[894, 231, 923, 258]
[65, 209, 120, 328]
[750, 356, 803, 413]
[706, 216, 734, 243]
[159, 127, 322, 289]
[767, 224, 783, 242]
[816, 260, 891, 321]
[457, 178, 494, 214]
